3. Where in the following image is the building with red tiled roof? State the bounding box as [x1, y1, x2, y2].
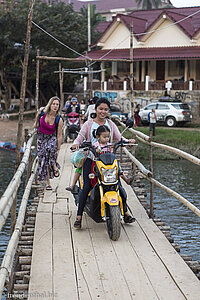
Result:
[63, 0, 172, 21]
[77, 6, 200, 93]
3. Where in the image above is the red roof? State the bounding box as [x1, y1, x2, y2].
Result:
[60, 0, 172, 13]
[95, 6, 200, 40]
[95, 21, 111, 33]
[65, 0, 143, 13]
[79, 47, 200, 61]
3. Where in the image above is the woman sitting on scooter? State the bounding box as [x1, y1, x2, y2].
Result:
[71, 97, 135, 229]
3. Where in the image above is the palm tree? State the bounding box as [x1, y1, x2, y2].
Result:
[136, 0, 163, 10]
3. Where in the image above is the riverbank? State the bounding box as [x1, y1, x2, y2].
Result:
[124, 126, 200, 159]
[0, 119, 34, 143]
[1, 119, 200, 159]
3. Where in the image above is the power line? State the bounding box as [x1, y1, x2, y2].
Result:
[32, 8, 200, 72]
[86, 8, 200, 68]
[134, 8, 200, 37]
[54, 69, 104, 74]
[31, 21, 92, 61]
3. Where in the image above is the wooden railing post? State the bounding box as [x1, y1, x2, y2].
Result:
[25, 129, 33, 186]
[132, 132, 136, 176]
[149, 131, 154, 218]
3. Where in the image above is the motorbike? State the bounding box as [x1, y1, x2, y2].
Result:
[71, 119, 135, 241]
[64, 111, 80, 142]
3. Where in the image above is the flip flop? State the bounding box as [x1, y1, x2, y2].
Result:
[46, 185, 52, 190]
[74, 218, 82, 229]
[53, 169, 60, 177]
[66, 186, 75, 192]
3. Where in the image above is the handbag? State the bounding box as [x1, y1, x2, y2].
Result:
[70, 150, 93, 168]
[70, 150, 85, 168]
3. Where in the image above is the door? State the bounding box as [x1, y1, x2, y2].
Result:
[156, 60, 165, 80]
[156, 103, 169, 121]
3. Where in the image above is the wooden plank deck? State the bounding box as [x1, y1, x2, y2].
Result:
[28, 143, 200, 300]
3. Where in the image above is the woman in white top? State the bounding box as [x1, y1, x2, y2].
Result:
[84, 96, 99, 120]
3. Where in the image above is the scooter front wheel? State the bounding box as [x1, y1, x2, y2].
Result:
[106, 206, 121, 241]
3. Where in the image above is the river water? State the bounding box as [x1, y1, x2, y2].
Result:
[0, 151, 200, 268]
[144, 159, 200, 262]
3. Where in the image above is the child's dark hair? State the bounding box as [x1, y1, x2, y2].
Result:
[93, 125, 110, 138]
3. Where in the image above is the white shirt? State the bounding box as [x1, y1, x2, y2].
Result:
[85, 104, 96, 119]
[90, 120, 111, 145]
[150, 112, 156, 124]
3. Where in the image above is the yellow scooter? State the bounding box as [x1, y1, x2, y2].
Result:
[73, 119, 135, 241]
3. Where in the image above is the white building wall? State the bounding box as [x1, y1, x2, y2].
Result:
[103, 23, 138, 49]
[101, 19, 197, 50]
[144, 19, 191, 47]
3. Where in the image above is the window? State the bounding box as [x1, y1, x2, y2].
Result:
[144, 104, 156, 110]
[168, 61, 184, 77]
[171, 103, 190, 110]
[157, 104, 169, 110]
[196, 60, 200, 80]
[117, 62, 136, 77]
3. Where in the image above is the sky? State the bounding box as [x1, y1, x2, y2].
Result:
[170, 0, 200, 7]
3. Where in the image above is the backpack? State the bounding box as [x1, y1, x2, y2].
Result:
[39, 109, 61, 136]
[148, 112, 151, 122]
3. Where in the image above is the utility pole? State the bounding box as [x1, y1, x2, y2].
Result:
[35, 48, 40, 112]
[12, 0, 35, 234]
[88, 3, 92, 99]
[130, 22, 134, 118]
[59, 63, 64, 109]
[88, 2, 91, 52]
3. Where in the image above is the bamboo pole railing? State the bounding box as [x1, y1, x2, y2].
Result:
[0, 132, 35, 231]
[122, 139, 200, 219]
[139, 172, 200, 218]
[123, 148, 152, 177]
[0, 158, 38, 298]
[115, 118, 200, 166]
[136, 135, 200, 167]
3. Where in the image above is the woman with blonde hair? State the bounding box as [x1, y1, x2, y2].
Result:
[34, 96, 63, 190]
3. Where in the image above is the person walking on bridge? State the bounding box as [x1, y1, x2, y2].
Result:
[71, 97, 135, 229]
[34, 96, 63, 190]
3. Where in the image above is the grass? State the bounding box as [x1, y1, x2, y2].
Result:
[121, 126, 200, 160]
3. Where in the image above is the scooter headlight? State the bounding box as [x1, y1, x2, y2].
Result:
[101, 166, 117, 183]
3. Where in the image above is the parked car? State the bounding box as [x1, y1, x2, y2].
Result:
[110, 104, 128, 122]
[139, 100, 192, 127]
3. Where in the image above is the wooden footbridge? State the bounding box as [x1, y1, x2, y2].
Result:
[1, 126, 200, 300]
[28, 144, 200, 299]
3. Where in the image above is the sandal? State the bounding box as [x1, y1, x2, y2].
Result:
[66, 186, 75, 192]
[46, 185, 52, 191]
[124, 214, 135, 223]
[74, 218, 82, 229]
[53, 169, 60, 177]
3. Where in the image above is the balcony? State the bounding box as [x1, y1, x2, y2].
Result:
[88, 80, 200, 91]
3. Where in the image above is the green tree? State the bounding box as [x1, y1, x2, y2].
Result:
[80, 4, 106, 44]
[0, 0, 89, 109]
[136, 0, 162, 10]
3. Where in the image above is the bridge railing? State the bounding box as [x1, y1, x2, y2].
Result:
[0, 158, 38, 298]
[114, 117, 200, 218]
[0, 131, 36, 231]
[0, 130, 37, 298]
